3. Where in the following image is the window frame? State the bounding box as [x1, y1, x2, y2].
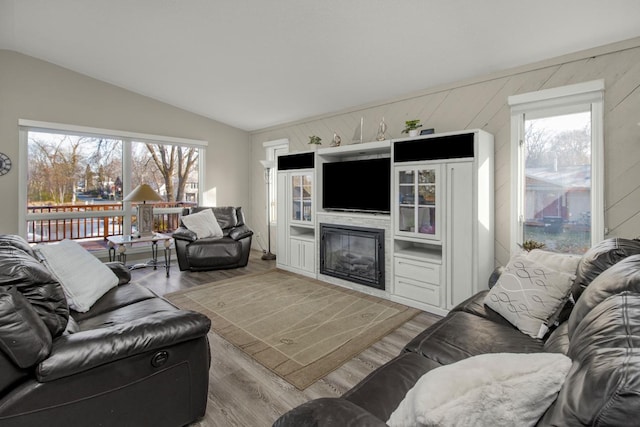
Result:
[18, 119, 207, 244]
[508, 80, 604, 255]
[262, 138, 289, 225]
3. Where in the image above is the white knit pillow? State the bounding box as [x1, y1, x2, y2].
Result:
[181, 209, 223, 239]
[37, 240, 118, 313]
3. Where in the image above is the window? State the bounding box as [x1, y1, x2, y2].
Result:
[263, 138, 289, 224]
[509, 80, 604, 254]
[19, 120, 206, 251]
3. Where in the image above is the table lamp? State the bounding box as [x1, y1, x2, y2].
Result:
[123, 184, 162, 237]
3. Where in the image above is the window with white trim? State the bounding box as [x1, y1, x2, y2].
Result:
[19, 120, 207, 250]
[263, 138, 289, 224]
[508, 80, 604, 255]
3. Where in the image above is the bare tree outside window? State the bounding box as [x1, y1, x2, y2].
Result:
[26, 131, 201, 245]
[131, 142, 199, 203]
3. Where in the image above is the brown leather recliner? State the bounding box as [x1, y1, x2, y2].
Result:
[172, 206, 254, 272]
[0, 234, 212, 427]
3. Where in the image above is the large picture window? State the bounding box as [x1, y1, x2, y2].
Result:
[509, 80, 604, 254]
[19, 120, 206, 252]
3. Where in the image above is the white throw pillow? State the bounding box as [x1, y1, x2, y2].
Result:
[387, 352, 572, 427]
[181, 209, 223, 239]
[37, 239, 119, 313]
[484, 251, 576, 338]
[526, 249, 581, 275]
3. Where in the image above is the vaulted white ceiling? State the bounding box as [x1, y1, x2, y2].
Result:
[1, 0, 640, 131]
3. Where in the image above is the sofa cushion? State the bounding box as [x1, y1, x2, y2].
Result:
[181, 208, 223, 239]
[387, 352, 571, 427]
[191, 206, 238, 230]
[0, 286, 52, 368]
[450, 291, 515, 327]
[344, 352, 442, 422]
[273, 398, 388, 427]
[543, 321, 570, 355]
[37, 240, 119, 313]
[0, 245, 68, 337]
[75, 297, 179, 331]
[540, 292, 640, 426]
[71, 283, 158, 323]
[571, 237, 640, 301]
[568, 254, 640, 339]
[0, 234, 37, 257]
[404, 311, 545, 364]
[484, 251, 575, 338]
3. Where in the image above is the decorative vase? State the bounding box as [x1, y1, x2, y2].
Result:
[409, 130, 419, 137]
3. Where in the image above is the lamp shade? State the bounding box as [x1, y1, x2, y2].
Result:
[260, 159, 275, 169]
[123, 184, 162, 203]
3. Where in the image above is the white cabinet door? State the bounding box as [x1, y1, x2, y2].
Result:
[395, 165, 441, 241]
[290, 237, 314, 273]
[290, 172, 313, 226]
[276, 172, 288, 267]
[301, 239, 315, 272]
[446, 162, 474, 309]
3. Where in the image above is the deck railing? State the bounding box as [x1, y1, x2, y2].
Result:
[26, 202, 196, 244]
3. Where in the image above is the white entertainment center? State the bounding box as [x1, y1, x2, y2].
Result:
[276, 129, 494, 316]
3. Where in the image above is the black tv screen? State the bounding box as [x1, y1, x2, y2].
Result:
[322, 158, 391, 213]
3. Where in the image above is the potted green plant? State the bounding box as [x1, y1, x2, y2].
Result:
[308, 135, 322, 145]
[518, 240, 546, 251]
[402, 119, 423, 137]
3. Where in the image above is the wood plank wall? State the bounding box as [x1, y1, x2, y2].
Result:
[251, 39, 640, 267]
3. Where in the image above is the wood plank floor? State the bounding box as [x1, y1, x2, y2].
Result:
[130, 250, 441, 427]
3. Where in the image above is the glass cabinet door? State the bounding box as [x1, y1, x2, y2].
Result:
[397, 166, 439, 239]
[291, 172, 313, 224]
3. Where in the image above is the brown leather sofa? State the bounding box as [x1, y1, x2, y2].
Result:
[274, 238, 640, 426]
[172, 206, 253, 271]
[0, 234, 212, 427]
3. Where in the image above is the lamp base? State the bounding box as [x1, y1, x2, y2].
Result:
[261, 252, 276, 261]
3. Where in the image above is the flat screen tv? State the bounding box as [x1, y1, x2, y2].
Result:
[322, 158, 391, 214]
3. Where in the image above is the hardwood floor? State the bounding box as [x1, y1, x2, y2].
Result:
[130, 249, 441, 427]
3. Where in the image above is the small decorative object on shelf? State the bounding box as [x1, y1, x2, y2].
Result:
[420, 128, 435, 135]
[402, 119, 422, 137]
[376, 117, 387, 141]
[352, 117, 364, 144]
[308, 135, 322, 145]
[331, 132, 342, 147]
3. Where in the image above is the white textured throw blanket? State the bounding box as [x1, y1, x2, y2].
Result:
[387, 352, 572, 427]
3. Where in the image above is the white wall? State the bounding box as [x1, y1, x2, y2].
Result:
[0, 50, 253, 235]
[250, 37, 640, 267]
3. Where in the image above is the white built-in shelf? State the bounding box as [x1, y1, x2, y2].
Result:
[317, 140, 391, 158]
[394, 246, 442, 263]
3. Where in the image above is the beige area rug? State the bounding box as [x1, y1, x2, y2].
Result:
[166, 269, 420, 389]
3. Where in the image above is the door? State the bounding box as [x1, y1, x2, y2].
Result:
[446, 162, 474, 309]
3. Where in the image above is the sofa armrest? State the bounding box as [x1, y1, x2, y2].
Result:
[229, 224, 253, 241]
[273, 398, 387, 427]
[105, 261, 131, 285]
[36, 310, 211, 382]
[172, 227, 197, 242]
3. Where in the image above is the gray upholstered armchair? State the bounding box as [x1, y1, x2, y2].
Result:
[172, 206, 253, 271]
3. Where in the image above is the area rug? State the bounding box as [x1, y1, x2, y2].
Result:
[165, 269, 420, 389]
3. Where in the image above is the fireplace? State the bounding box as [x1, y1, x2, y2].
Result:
[320, 224, 385, 290]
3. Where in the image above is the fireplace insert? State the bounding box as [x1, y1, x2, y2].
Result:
[320, 224, 385, 290]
